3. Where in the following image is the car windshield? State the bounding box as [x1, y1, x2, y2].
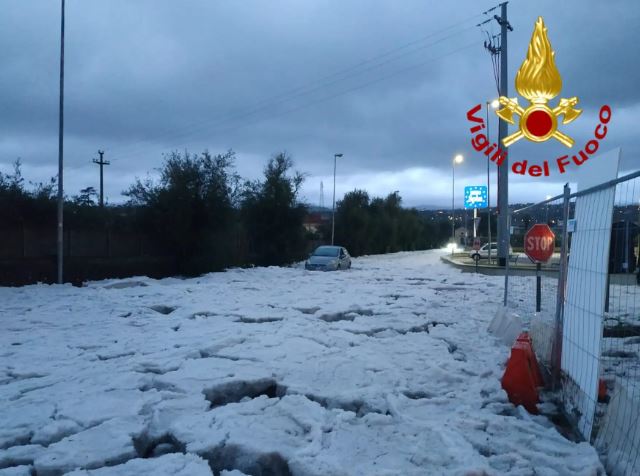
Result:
[313, 246, 340, 257]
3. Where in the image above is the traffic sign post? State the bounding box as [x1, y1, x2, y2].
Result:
[473, 208, 477, 238]
[473, 238, 481, 273]
[464, 186, 488, 210]
[524, 224, 555, 263]
[465, 186, 488, 241]
[524, 224, 555, 313]
[536, 263, 541, 312]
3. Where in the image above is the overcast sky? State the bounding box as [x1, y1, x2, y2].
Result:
[1, 0, 639, 208]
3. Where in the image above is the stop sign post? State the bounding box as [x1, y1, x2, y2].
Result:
[524, 224, 555, 312]
[472, 238, 482, 272]
[524, 224, 555, 263]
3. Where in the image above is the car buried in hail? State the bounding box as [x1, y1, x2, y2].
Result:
[305, 246, 352, 271]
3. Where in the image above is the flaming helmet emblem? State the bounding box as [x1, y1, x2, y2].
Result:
[496, 17, 581, 147]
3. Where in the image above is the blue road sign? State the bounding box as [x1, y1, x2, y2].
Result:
[464, 186, 488, 209]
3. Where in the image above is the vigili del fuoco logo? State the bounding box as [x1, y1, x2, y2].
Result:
[466, 17, 612, 177]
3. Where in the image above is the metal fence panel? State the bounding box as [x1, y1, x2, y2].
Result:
[562, 185, 616, 439]
[592, 176, 640, 476]
[503, 161, 640, 475]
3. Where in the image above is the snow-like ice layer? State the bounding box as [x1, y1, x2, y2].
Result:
[0, 251, 604, 475]
[34, 417, 144, 475]
[65, 453, 212, 475]
[0, 466, 34, 476]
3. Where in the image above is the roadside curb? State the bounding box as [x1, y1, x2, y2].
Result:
[440, 254, 559, 277]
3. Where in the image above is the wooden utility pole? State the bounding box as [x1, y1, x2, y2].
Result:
[93, 150, 110, 207]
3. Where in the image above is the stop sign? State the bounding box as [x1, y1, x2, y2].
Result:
[524, 224, 555, 263]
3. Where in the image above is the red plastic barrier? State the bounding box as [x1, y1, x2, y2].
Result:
[501, 332, 543, 414]
[598, 379, 607, 402]
[516, 333, 545, 387]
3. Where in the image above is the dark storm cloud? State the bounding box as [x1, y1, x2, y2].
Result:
[0, 0, 638, 206]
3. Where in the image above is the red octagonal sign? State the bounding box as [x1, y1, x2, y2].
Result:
[524, 224, 555, 263]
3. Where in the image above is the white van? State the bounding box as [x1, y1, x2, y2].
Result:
[469, 242, 513, 262]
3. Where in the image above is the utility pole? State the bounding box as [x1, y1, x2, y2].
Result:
[56, 0, 65, 284]
[486, 102, 492, 263]
[496, 2, 512, 266]
[93, 150, 110, 207]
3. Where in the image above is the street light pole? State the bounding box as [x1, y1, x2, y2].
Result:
[57, 0, 65, 284]
[452, 163, 455, 249]
[331, 153, 343, 246]
[451, 155, 464, 253]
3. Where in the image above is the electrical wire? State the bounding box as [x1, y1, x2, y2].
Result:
[104, 13, 485, 162]
[478, 8, 502, 96]
[109, 39, 479, 166]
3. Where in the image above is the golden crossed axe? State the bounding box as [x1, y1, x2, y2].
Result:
[496, 97, 582, 147]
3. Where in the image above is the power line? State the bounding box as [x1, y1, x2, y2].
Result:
[106, 14, 484, 161]
[214, 42, 479, 136]
[478, 12, 501, 96]
[109, 29, 478, 162]
[111, 40, 479, 165]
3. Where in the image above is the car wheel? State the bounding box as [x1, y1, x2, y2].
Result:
[472, 254, 480, 262]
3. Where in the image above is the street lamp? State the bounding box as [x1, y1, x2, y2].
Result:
[451, 154, 464, 253]
[486, 99, 499, 263]
[331, 153, 343, 246]
[57, 0, 66, 283]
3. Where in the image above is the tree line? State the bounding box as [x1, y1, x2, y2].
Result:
[1, 150, 451, 276]
[332, 190, 450, 256]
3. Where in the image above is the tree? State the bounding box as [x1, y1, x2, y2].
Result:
[334, 190, 371, 256]
[0, 159, 57, 224]
[73, 187, 98, 206]
[0, 159, 26, 198]
[331, 189, 443, 256]
[124, 149, 239, 273]
[241, 152, 307, 266]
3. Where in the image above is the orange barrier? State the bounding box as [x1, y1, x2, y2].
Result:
[501, 332, 544, 414]
[598, 379, 607, 402]
[516, 332, 545, 387]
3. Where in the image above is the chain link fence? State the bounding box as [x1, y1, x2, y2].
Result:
[503, 172, 640, 476]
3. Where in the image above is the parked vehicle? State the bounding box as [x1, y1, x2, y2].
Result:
[305, 246, 352, 271]
[469, 242, 513, 262]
